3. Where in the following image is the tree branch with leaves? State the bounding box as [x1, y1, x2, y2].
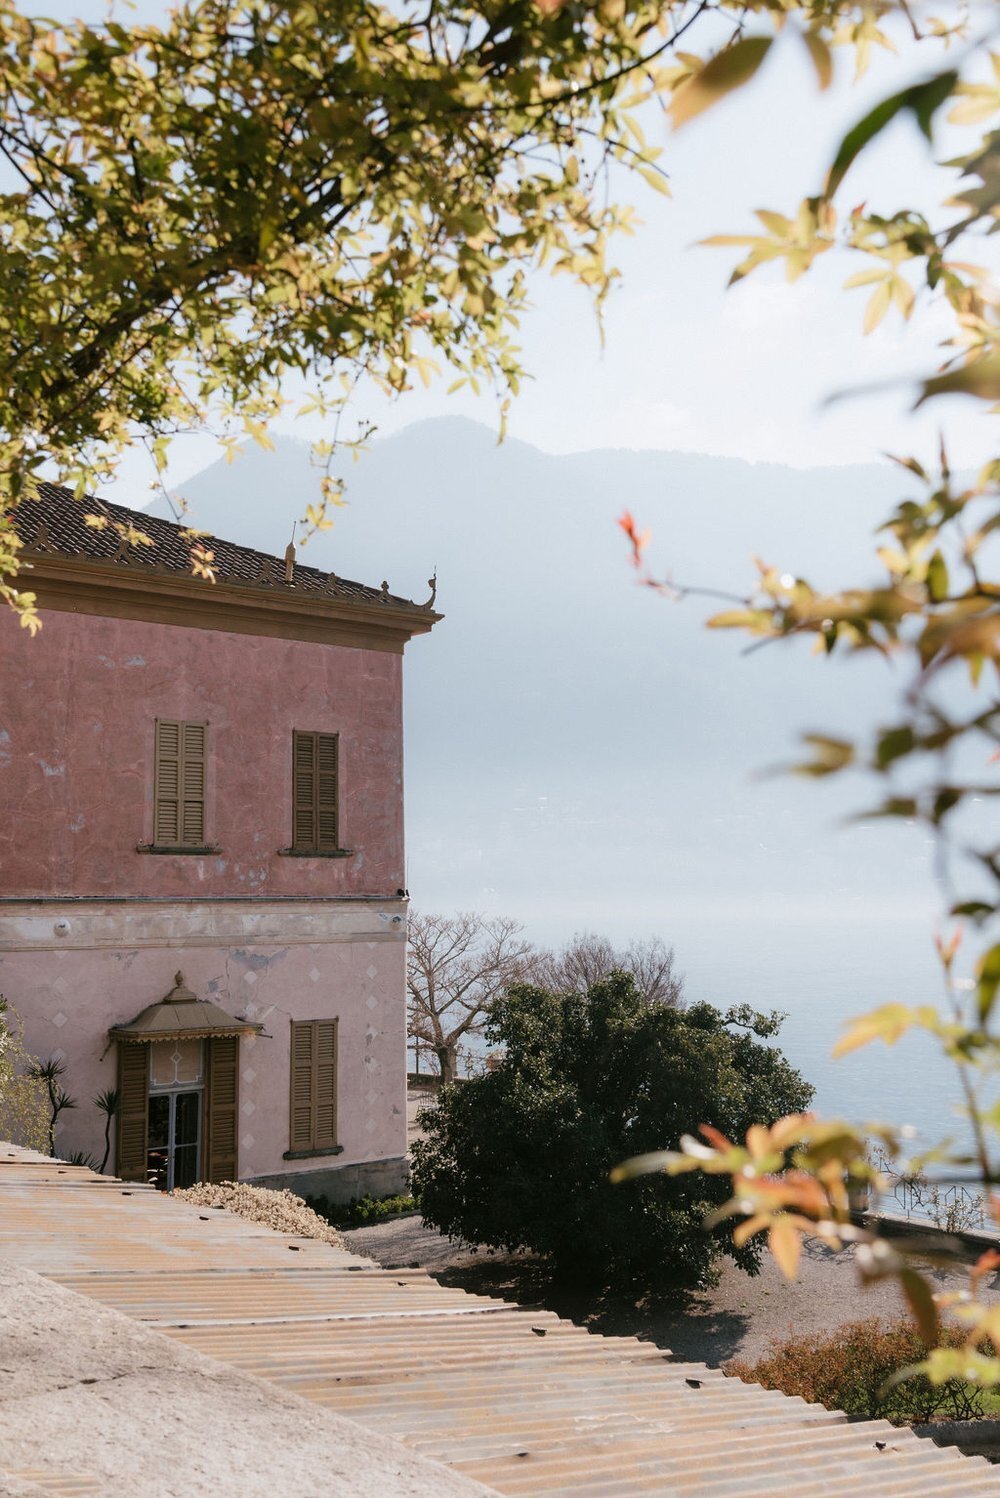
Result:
[0, 0, 944, 629]
[616, 3, 1000, 1399]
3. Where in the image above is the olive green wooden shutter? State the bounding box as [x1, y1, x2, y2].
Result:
[292, 731, 315, 849]
[292, 731, 339, 850]
[205, 1036, 239, 1183]
[314, 1020, 338, 1148]
[154, 719, 206, 846]
[289, 1020, 315, 1150]
[180, 722, 206, 845]
[289, 1019, 338, 1150]
[153, 720, 180, 844]
[116, 1043, 149, 1182]
[316, 735, 338, 850]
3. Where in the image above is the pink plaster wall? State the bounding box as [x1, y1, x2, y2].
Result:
[0, 609, 404, 897]
[0, 936, 408, 1178]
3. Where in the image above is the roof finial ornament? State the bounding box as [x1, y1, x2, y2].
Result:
[164, 970, 197, 1004]
[112, 533, 131, 564]
[380, 580, 390, 603]
[32, 520, 52, 553]
[421, 571, 437, 610]
[256, 555, 277, 586]
[325, 571, 341, 595]
[284, 524, 296, 584]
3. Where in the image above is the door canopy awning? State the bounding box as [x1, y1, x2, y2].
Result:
[109, 971, 265, 1044]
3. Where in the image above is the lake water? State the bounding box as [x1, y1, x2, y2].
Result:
[666, 908, 976, 1154]
[420, 904, 982, 1158]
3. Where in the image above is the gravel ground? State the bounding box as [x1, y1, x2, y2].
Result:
[342, 1216, 1000, 1370]
[175, 1180, 345, 1248]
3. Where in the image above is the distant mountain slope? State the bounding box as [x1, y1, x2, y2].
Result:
[159, 419, 955, 1131]
[162, 417, 916, 917]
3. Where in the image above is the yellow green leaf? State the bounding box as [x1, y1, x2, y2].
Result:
[768, 1217, 802, 1280]
[802, 29, 833, 91]
[670, 38, 772, 129]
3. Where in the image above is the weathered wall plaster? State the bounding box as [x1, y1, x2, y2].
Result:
[0, 609, 404, 898]
[0, 904, 407, 1183]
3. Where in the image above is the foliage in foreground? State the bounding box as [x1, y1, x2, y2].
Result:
[727, 1319, 994, 1427]
[609, 1, 1000, 1404]
[412, 974, 812, 1289]
[1, 0, 983, 630]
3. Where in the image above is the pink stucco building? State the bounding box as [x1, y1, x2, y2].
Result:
[0, 483, 439, 1199]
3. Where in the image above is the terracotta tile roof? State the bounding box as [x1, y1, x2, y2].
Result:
[11, 481, 431, 613]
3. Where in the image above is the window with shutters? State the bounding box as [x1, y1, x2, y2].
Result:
[117, 1036, 240, 1184]
[286, 1018, 339, 1157]
[291, 730, 339, 852]
[153, 719, 207, 847]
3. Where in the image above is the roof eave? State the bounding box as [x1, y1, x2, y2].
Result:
[19, 552, 443, 654]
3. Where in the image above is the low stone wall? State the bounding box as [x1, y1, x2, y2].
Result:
[249, 1154, 409, 1206]
[915, 1421, 1000, 1464]
[858, 1209, 1000, 1258]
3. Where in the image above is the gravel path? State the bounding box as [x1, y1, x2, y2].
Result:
[342, 1216, 1000, 1370]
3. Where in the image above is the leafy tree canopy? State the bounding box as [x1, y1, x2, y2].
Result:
[412, 973, 813, 1288]
[1, 0, 986, 629]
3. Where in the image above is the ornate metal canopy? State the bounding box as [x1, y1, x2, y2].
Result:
[109, 971, 264, 1044]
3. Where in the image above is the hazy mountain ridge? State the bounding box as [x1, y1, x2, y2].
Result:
[159, 418, 955, 1130]
[164, 417, 918, 904]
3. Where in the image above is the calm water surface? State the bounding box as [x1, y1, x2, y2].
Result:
[677, 911, 976, 1152]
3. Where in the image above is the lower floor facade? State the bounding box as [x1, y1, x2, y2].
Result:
[0, 897, 409, 1202]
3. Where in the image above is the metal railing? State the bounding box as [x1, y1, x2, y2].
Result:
[406, 1038, 482, 1079]
[878, 1174, 988, 1233]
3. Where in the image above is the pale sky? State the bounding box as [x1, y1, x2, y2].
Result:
[32, 1, 998, 495]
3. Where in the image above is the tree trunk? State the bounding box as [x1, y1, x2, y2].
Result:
[436, 1044, 458, 1085]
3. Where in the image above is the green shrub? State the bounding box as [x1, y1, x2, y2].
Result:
[307, 1192, 417, 1229]
[726, 1318, 989, 1425]
[411, 974, 813, 1290]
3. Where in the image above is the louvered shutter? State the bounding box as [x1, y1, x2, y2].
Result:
[116, 1043, 149, 1182]
[314, 1020, 338, 1148]
[292, 731, 316, 849]
[153, 720, 180, 844]
[289, 1019, 338, 1151]
[154, 719, 206, 847]
[180, 722, 206, 845]
[289, 1020, 316, 1150]
[206, 1036, 239, 1183]
[316, 735, 338, 850]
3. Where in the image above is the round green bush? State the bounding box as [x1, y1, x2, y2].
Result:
[412, 974, 813, 1290]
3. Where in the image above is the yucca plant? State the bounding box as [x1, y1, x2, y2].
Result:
[94, 1087, 119, 1175]
[28, 1057, 77, 1155]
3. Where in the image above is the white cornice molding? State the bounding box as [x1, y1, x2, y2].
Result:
[0, 897, 408, 951]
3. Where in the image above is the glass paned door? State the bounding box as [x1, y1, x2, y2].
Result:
[173, 1091, 201, 1188]
[146, 1089, 202, 1191]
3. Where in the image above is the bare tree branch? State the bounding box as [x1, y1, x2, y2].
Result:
[528, 932, 684, 1007]
[407, 910, 535, 1083]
